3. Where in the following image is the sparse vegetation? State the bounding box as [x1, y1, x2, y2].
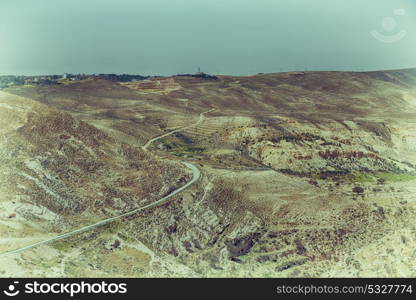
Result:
[376, 173, 416, 182]
[2, 68, 416, 277]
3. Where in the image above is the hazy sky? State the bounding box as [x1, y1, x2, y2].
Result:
[0, 0, 415, 75]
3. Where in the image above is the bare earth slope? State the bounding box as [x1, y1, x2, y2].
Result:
[0, 91, 193, 276]
[2, 69, 416, 277]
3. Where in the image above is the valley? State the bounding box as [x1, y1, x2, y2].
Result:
[0, 69, 415, 277]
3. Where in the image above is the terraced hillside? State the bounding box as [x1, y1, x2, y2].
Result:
[2, 69, 416, 277]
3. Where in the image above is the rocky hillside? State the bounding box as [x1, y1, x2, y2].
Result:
[0, 91, 187, 243]
[1, 69, 415, 277]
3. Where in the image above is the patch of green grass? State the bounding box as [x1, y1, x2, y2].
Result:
[307, 171, 378, 184]
[236, 250, 258, 263]
[51, 240, 73, 251]
[376, 173, 416, 182]
[168, 142, 205, 157]
[351, 172, 375, 183]
[182, 145, 205, 153]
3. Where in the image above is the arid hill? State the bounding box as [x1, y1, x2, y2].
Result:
[0, 91, 188, 267]
[2, 69, 416, 277]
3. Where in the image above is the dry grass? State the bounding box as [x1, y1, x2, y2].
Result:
[208, 178, 246, 213]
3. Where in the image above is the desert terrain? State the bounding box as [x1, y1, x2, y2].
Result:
[0, 69, 415, 277]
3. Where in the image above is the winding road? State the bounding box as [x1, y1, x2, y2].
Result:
[142, 108, 215, 151]
[0, 108, 214, 256]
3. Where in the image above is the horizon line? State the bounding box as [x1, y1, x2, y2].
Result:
[1, 66, 416, 77]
